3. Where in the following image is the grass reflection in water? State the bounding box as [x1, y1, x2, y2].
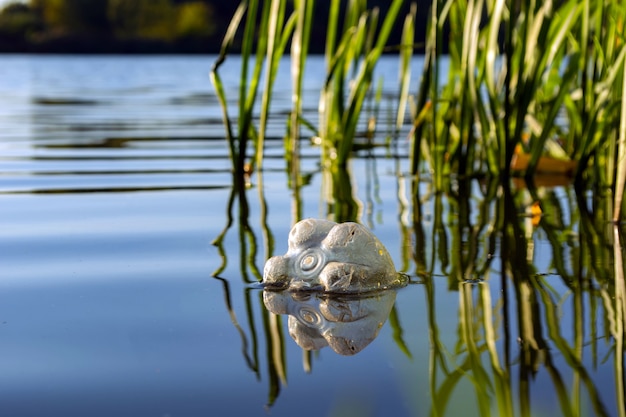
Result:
[211, 152, 624, 415]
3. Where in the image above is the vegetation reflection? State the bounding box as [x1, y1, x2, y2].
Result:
[408, 177, 626, 416]
[213, 147, 626, 416]
[211, 171, 287, 407]
[212, 146, 626, 415]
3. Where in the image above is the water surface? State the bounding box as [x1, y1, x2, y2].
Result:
[0, 55, 622, 417]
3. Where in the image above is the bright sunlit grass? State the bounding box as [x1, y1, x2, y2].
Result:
[212, 0, 626, 217]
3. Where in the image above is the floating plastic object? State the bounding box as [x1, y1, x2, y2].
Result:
[263, 218, 406, 293]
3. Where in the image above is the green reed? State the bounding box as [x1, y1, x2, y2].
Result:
[614, 56, 626, 221]
[212, 0, 411, 175]
[412, 0, 626, 205]
[396, 3, 416, 134]
[211, 1, 259, 175]
[211, 0, 296, 175]
[213, 0, 626, 219]
[318, 0, 405, 167]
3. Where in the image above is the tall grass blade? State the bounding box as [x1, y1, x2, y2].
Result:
[257, 0, 297, 169]
[210, 2, 247, 171]
[613, 54, 626, 221]
[396, 3, 416, 133]
[290, 0, 315, 145]
[320, 0, 406, 167]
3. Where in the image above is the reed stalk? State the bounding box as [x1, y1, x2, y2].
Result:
[396, 3, 416, 134]
[613, 56, 626, 221]
[288, 0, 315, 159]
[210, 0, 266, 175]
[257, 0, 296, 169]
[319, 0, 406, 167]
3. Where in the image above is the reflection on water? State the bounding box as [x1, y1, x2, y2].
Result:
[214, 156, 626, 415]
[0, 55, 232, 194]
[1, 55, 625, 417]
[263, 290, 397, 355]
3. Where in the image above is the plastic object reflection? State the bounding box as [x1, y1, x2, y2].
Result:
[263, 290, 397, 355]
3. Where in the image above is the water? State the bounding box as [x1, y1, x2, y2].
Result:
[0, 55, 622, 417]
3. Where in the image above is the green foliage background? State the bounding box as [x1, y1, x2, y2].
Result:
[0, 0, 237, 52]
[0, 0, 422, 53]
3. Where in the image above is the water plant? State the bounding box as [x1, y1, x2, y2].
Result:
[213, 0, 626, 219]
[211, 0, 295, 176]
[211, 0, 412, 174]
[411, 0, 626, 203]
[317, 0, 405, 167]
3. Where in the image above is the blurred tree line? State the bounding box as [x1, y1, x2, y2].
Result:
[0, 0, 238, 52]
[0, 0, 426, 53]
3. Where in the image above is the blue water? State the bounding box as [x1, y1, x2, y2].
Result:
[0, 54, 621, 417]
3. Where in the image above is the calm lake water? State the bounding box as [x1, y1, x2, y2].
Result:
[0, 54, 623, 417]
